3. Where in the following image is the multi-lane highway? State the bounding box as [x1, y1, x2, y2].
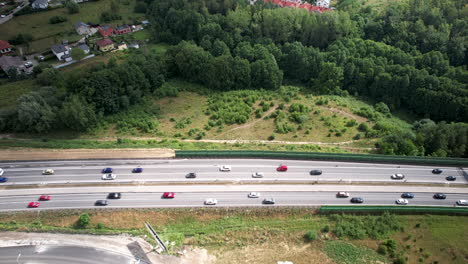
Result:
[0, 159, 466, 185]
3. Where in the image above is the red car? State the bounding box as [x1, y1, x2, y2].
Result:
[28, 202, 40, 208]
[276, 165, 288, 171]
[39, 195, 51, 201]
[162, 192, 175, 199]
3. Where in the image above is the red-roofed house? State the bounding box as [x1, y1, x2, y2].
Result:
[114, 25, 131, 35]
[0, 40, 12, 55]
[98, 25, 114, 38]
[96, 38, 114, 52]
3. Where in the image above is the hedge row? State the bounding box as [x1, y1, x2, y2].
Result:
[319, 206, 468, 215]
[175, 150, 468, 166]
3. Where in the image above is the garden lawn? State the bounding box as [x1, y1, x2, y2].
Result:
[0, 79, 40, 109]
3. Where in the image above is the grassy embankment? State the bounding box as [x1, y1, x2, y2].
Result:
[0, 0, 145, 53]
[0, 209, 466, 264]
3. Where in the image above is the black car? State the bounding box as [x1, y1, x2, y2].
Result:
[132, 168, 143, 173]
[433, 193, 446, 199]
[186, 172, 197, 178]
[401, 193, 415, 199]
[446, 176, 456, 181]
[350, 197, 364, 203]
[102, 168, 113, 173]
[309, 170, 322, 176]
[95, 200, 108, 206]
[262, 198, 275, 204]
[432, 168, 443, 174]
[107, 193, 121, 199]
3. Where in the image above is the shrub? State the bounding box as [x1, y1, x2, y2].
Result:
[304, 230, 318, 241]
[322, 225, 330, 233]
[49, 16, 67, 24]
[268, 133, 276, 140]
[332, 212, 402, 240]
[77, 213, 91, 228]
[96, 223, 105, 229]
[375, 102, 390, 114]
[346, 119, 357, 127]
[155, 83, 178, 97]
[358, 122, 370, 132]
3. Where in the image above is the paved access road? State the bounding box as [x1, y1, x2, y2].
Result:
[0, 245, 143, 264]
[0, 159, 466, 186]
[0, 191, 466, 212]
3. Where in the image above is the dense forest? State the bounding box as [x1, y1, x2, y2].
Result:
[0, 0, 467, 157]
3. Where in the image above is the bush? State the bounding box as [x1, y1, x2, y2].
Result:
[66, 1, 80, 14]
[346, 119, 357, 127]
[49, 16, 67, 24]
[322, 225, 330, 233]
[268, 133, 276, 140]
[331, 212, 402, 240]
[304, 230, 318, 241]
[96, 222, 105, 229]
[77, 213, 91, 228]
[375, 102, 390, 114]
[155, 83, 178, 97]
[358, 122, 370, 132]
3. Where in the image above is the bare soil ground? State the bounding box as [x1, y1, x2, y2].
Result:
[0, 148, 175, 161]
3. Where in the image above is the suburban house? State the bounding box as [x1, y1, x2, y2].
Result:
[0, 40, 12, 55]
[315, 0, 330, 8]
[96, 38, 114, 52]
[98, 25, 114, 38]
[72, 0, 90, 3]
[114, 25, 131, 35]
[0, 56, 28, 76]
[32, 0, 48, 9]
[51, 44, 72, 62]
[114, 42, 127, 51]
[261, 0, 331, 13]
[74, 21, 97, 36]
[77, 43, 90, 54]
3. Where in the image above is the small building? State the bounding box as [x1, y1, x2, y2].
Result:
[74, 21, 97, 36]
[72, 0, 90, 3]
[32, 0, 48, 9]
[315, 0, 330, 8]
[0, 56, 25, 76]
[114, 42, 127, 51]
[114, 25, 131, 35]
[96, 38, 114, 52]
[141, 20, 150, 26]
[132, 25, 144, 32]
[0, 40, 12, 54]
[98, 25, 114, 38]
[128, 43, 140, 49]
[77, 43, 90, 54]
[51, 44, 71, 61]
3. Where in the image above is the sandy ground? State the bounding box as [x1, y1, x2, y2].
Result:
[0, 148, 175, 161]
[0, 232, 215, 264]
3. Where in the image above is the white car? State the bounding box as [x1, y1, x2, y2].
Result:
[456, 200, 468, 206]
[219, 165, 231, 172]
[395, 199, 408, 205]
[248, 192, 260, 198]
[391, 173, 405, 179]
[204, 198, 217, 205]
[252, 172, 264, 178]
[42, 169, 54, 175]
[336, 192, 350, 198]
[0, 168, 3, 176]
[101, 173, 116, 180]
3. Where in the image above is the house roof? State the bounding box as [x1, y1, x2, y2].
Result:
[96, 38, 114, 47]
[115, 25, 130, 31]
[74, 21, 89, 29]
[0, 40, 11, 50]
[0, 56, 23, 73]
[99, 25, 113, 31]
[77, 43, 90, 51]
[51, 44, 68, 54]
[33, 0, 48, 6]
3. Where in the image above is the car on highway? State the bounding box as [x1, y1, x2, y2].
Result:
[456, 200, 468, 206]
[204, 198, 217, 205]
[276, 165, 288, 172]
[309, 170, 322, 175]
[0, 177, 8, 183]
[445, 176, 456, 181]
[433, 193, 446, 199]
[42, 169, 54, 175]
[162, 192, 175, 199]
[350, 197, 364, 203]
[95, 200, 108, 206]
[186, 172, 197, 178]
[39, 195, 51, 201]
[102, 168, 113, 173]
[401, 193, 415, 199]
[0, 168, 4, 176]
[28, 202, 40, 208]
[219, 165, 231, 172]
[395, 199, 409, 205]
[132, 168, 143, 173]
[262, 198, 275, 204]
[101, 173, 117, 180]
[432, 168, 443, 174]
[107, 193, 121, 199]
[252, 172, 264, 178]
[336, 192, 350, 198]
[391, 173, 405, 179]
[248, 192, 260, 198]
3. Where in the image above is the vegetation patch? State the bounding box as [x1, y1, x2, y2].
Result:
[324, 241, 389, 264]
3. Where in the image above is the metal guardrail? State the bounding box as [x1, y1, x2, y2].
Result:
[176, 150, 468, 166]
[145, 222, 167, 253]
[319, 205, 468, 215]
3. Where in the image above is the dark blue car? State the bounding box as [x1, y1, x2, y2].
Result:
[132, 168, 143, 173]
[446, 176, 456, 181]
[0, 177, 8, 183]
[401, 193, 414, 198]
[102, 168, 113, 173]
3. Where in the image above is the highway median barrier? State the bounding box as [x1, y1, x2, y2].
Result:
[319, 206, 468, 215]
[175, 150, 468, 166]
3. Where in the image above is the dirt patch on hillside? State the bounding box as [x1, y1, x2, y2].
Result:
[0, 148, 175, 161]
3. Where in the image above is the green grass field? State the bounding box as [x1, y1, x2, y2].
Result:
[0, 79, 40, 109]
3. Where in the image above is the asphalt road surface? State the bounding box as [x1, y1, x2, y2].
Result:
[0, 245, 143, 264]
[0, 159, 466, 186]
[0, 191, 466, 212]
